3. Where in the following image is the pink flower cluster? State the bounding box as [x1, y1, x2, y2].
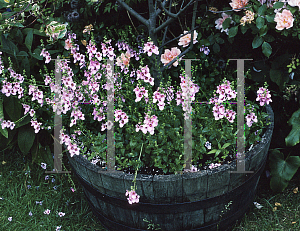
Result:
[143, 41, 159, 56]
[31, 120, 43, 133]
[40, 48, 52, 64]
[28, 85, 44, 106]
[1, 68, 24, 98]
[152, 88, 168, 110]
[70, 108, 85, 127]
[135, 113, 158, 135]
[209, 80, 237, 123]
[116, 40, 140, 61]
[176, 74, 199, 120]
[125, 190, 140, 204]
[136, 65, 154, 86]
[1, 120, 15, 130]
[133, 85, 149, 103]
[60, 130, 80, 157]
[256, 87, 272, 106]
[115, 109, 129, 128]
[245, 112, 258, 127]
[208, 163, 221, 169]
[0, 51, 4, 74]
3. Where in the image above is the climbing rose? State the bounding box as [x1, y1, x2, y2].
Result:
[215, 13, 234, 35]
[161, 47, 181, 67]
[229, 0, 249, 11]
[274, 9, 294, 30]
[288, 0, 300, 10]
[178, 30, 198, 47]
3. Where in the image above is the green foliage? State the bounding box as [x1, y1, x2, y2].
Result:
[262, 41, 272, 58]
[0, 97, 8, 138]
[269, 149, 300, 192]
[18, 124, 36, 155]
[285, 108, 300, 146]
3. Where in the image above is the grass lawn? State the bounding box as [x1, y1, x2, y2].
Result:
[0, 146, 299, 231]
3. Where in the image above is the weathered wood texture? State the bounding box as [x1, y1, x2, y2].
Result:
[67, 105, 274, 231]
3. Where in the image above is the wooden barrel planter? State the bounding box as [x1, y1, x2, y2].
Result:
[67, 104, 274, 231]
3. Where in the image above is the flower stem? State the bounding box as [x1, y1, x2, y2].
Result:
[132, 143, 144, 192]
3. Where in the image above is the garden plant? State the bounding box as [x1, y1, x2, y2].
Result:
[0, 0, 300, 230]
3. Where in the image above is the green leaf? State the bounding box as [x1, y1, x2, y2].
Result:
[25, 28, 33, 52]
[16, 51, 28, 57]
[213, 43, 220, 53]
[0, 34, 19, 55]
[262, 41, 272, 57]
[259, 25, 268, 37]
[266, 14, 275, 23]
[228, 26, 238, 38]
[240, 25, 248, 34]
[256, 17, 265, 29]
[14, 114, 31, 129]
[0, 98, 8, 138]
[15, 29, 23, 44]
[207, 149, 217, 154]
[130, 140, 137, 148]
[221, 143, 231, 149]
[264, 34, 275, 42]
[30, 48, 43, 60]
[3, 96, 22, 122]
[222, 17, 232, 30]
[252, 36, 264, 49]
[285, 108, 300, 146]
[18, 125, 36, 154]
[270, 69, 282, 87]
[258, 4, 267, 15]
[273, 1, 284, 9]
[269, 150, 300, 192]
[200, 39, 210, 46]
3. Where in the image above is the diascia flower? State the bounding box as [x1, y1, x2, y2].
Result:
[229, 0, 249, 12]
[178, 30, 198, 47]
[274, 9, 294, 30]
[161, 47, 181, 67]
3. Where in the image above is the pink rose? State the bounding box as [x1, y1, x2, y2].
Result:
[274, 9, 294, 30]
[178, 30, 198, 47]
[161, 47, 181, 67]
[229, 0, 248, 12]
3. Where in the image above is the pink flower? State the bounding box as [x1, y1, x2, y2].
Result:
[229, 0, 249, 12]
[256, 87, 272, 106]
[161, 47, 181, 67]
[44, 209, 51, 215]
[143, 42, 159, 56]
[215, 13, 234, 35]
[178, 30, 198, 47]
[116, 51, 131, 67]
[274, 9, 294, 30]
[288, 0, 300, 10]
[65, 38, 73, 50]
[125, 190, 140, 204]
[58, 212, 65, 217]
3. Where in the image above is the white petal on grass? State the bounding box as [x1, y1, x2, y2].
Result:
[253, 202, 263, 209]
